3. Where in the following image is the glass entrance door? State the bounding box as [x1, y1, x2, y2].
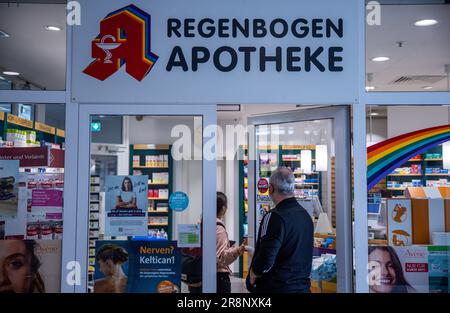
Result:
[247, 106, 352, 293]
[75, 104, 217, 293]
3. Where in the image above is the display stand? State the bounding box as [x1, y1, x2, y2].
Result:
[129, 144, 173, 240]
[87, 175, 100, 292]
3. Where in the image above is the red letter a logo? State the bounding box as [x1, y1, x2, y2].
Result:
[83, 5, 158, 81]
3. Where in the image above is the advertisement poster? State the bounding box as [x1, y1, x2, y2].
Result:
[368, 245, 429, 293]
[0, 240, 61, 293]
[105, 176, 148, 237]
[387, 199, 413, 247]
[30, 189, 64, 221]
[428, 246, 449, 293]
[0, 160, 19, 217]
[94, 240, 181, 293]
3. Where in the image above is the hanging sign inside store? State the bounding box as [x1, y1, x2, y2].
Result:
[72, 0, 359, 104]
[7, 114, 33, 129]
[169, 191, 189, 212]
[0, 147, 64, 168]
[34, 122, 55, 135]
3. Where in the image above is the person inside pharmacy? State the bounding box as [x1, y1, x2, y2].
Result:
[115, 177, 137, 210]
[216, 192, 246, 293]
[247, 167, 314, 293]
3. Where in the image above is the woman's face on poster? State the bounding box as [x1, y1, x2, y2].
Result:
[369, 249, 397, 293]
[0, 241, 32, 293]
[123, 179, 132, 191]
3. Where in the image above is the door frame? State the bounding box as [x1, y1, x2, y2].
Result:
[74, 103, 217, 293]
[247, 105, 353, 293]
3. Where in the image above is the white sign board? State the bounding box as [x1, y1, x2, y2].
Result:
[72, 0, 359, 104]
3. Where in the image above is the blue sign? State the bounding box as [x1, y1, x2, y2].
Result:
[91, 121, 101, 132]
[169, 191, 189, 212]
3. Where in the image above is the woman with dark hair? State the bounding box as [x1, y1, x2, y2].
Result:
[94, 244, 129, 293]
[368, 246, 414, 293]
[0, 240, 45, 293]
[216, 192, 245, 293]
[115, 177, 137, 209]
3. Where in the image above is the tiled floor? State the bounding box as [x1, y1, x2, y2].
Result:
[181, 275, 248, 293]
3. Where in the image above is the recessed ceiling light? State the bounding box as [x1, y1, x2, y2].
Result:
[366, 86, 376, 91]
[45, 25, 62, 31]
[422, 86, 433, 90]
[0, 29, 10, 38]
[371, 57, 390, 62]
[0, 75, 5, 80]
[370, 112, 380, 116]
[414, 19, 438, 27]
[3, 71, 20, 76]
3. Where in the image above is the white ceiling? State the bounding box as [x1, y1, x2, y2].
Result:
[0, 3, 66, 90]
[0, 3, 448, 92]
[366, 4, 450, 91]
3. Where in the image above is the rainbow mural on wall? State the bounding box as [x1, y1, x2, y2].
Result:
[368, 124, 450, 191]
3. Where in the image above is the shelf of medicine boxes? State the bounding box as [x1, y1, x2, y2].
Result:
[280, 145, 321, 199]
[130, 144, 173, 240]
[0, 112, 65, 147]
[386, 145, 448, 195]
[238, 145, 249, 278]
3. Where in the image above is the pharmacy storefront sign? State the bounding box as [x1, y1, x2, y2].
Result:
[72, 0, 359, 104]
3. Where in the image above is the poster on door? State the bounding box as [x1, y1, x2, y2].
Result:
[94, 240, 181, 293]
[368, 245, 429, 293]
[105, 176, 148, 236]
[0, 160, 19, 217]
[0, 240, 62, 293]
[387, 199, 412, 247]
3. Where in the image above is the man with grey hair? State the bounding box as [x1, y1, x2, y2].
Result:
[246, 167, 314, 293]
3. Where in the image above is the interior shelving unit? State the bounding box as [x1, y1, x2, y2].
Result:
[87, 175, 100, 292]
[0, 112, 65, 147]
[129, 144, 173, 240]
[385, 145, 448, 196]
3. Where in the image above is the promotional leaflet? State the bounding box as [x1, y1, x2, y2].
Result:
[94, 240, 181, 293]
[428, 246, 450, 293]
[387, 199, 413, 247]
[105, 175, 148, 236]
[177, 224, 201, 248]
[0, 160, 19, 217]
[0, 240, 62, 293]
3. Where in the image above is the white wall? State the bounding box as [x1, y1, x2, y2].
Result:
[366, 117, 387, 146]
[388, 106, 450, 138]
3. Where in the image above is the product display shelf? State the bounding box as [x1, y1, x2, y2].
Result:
[0, 112, 65, 147]
[238, 145, 248, 278]
[87, 175, 100, 290]
[386, 145, 449, 196]
[280, 145, 321, 202]
[130, 144, 173, 240]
